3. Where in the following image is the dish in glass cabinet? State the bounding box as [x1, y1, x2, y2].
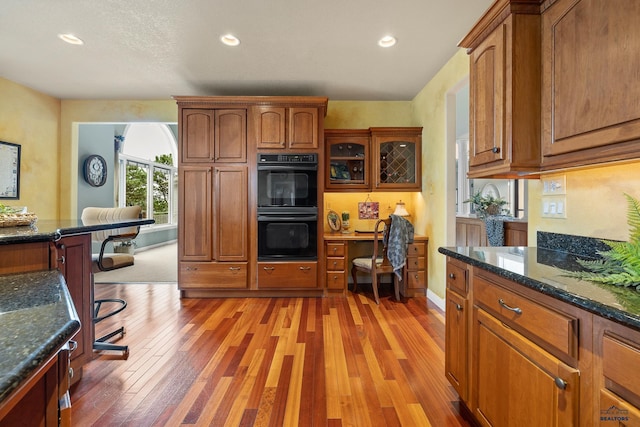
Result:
[327, 210, 341, 231]
[481, 183, 500, 199]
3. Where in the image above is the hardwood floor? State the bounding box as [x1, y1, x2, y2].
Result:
[71, 283, 469, 426]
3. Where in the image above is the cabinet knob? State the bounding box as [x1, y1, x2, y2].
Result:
[332, 247, 337, 253]
[554, 377, 567, 390]
[492, 146, 500, 154]
[449, 273, 455, 279]
[332, 261, 337, 266]
[57, 255, 66, 265]
[498, 298, 522, 315]
[455, 303, 463, 311]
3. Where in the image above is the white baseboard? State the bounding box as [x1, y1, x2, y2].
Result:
[427, 289, 446, 311]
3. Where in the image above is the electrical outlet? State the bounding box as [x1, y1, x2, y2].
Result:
[542, 175, 567, 195]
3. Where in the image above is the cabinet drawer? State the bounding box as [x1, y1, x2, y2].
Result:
[475, 275, 578, 358]
[446, 260, 467, 295]
[258, 262, 318, 288]
[407, 270, 425, 289]
[603, 333, 640, 402]
[179, 262, 247, 289]
[326, 272, 346, 290]
[326, 257, 345, 271]
[408, 243, 425, 256]
[407, 256, 425, 271]
[326, 242, 345, 257]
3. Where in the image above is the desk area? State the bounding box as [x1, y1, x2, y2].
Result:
[323, 232, 429, 297]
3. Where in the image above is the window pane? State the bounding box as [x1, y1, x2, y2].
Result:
[126, 161, 149, 218]
[153, 167, 171, 225]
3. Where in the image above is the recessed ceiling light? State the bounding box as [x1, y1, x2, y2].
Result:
[378, 35, 397, 48]
[220, 34, 240, 47]
[58, 33, 84, 45]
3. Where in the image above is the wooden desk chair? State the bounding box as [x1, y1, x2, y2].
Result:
[351, 217, 405, 304]
[81, 205, 141, 356]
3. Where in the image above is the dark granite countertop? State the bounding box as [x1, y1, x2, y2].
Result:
[438, 246, 640, 331]
[0, 218, 154, 244]
[0, 270, 80, 404]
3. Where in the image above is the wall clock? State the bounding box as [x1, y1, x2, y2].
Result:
[83, 154, 107, 187]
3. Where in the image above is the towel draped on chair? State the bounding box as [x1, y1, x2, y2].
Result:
[386, 215, 414, 279]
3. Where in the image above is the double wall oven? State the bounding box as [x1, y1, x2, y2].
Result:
[257, 153, 318, 260]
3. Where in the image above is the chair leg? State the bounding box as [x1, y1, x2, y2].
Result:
[372, 273, 381, 305]
[351, 266, 359, 294]
[393, 274, 401, 302]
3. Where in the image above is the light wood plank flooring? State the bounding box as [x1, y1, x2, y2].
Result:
[71, 283, 469, 426]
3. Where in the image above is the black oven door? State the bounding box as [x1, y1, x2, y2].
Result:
[257, 214, 318, 260]
[257, 166, 318, 210]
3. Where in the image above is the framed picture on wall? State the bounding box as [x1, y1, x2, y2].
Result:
[0, 141, 20, 199]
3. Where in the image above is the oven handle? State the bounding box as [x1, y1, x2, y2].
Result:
[257, 165, 317, 171]
[258, 215, 318, 222]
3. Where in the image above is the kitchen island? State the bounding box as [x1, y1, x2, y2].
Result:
[439, 242, 640, 426]
[0, 270, 80, 426]
[0, 217, 154, 387]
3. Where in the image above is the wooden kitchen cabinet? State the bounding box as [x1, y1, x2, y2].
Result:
[594, 317, 640, 425]
[253, 105, 321, 150]
[178, 165, 248, 290]
[325, 129, 370, 191]
[257, 261, 318, 289]
[50, 234, 93, 385]
[541, 0, 640, 170]
[325, 241, 347, 292]
[405, 241, 428, 296]
[459, 1, 541, 178]
[371, 127, 422, 191]
[456, 217, 528, 247]
[180, 108, 247, 163]
[445, 257, 470, 402]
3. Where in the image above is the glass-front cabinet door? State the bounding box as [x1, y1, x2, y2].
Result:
[324, 129, 370, 191]
[371, 127, 422, 191]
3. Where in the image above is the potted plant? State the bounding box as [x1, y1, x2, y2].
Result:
[464, 192, 508, 218]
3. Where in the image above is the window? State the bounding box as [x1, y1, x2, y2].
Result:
[117, 124, 178, 226]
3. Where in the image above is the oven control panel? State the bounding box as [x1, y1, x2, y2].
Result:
[258, 153, 317, 164]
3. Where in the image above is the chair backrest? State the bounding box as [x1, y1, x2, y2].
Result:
[81, 206, 142, 243]
[371, 217, 393, 268]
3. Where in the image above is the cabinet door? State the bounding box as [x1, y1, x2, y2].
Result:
[542, 0, 640, 169]
[288, 107, 319, 149]
[179, 166, 212, 261]
[254, 106, 286, 149]
[474, 309, 579, 427]
[213, 166, 248, 261]
[469, 25, 505, 169]
[181, 109, 214, 163]
[371, 128, 422, 191]
[446, 290, 468, 402]
[325, 130, 370, 191]
[51, 234, 93, 380]
[214, 109, 247, 162]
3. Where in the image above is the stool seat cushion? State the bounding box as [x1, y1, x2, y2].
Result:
[91, 253, 134, 273]
[352, 257, 383, 269]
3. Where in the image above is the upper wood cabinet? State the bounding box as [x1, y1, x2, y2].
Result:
[252, 105, 324, 150]
[459, 0, 542, 179]
[180, 108, 247, 163]
[325, 127, 422, 192]
[325, 129, 371, 191]
[541, 0, 640, 170]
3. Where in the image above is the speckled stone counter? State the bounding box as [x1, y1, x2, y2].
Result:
[438, 245, 640, 331]
[0, 270, 80, 404]
[0, 218, 154, 245]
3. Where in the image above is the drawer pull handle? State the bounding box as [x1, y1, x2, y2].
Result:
[498, 299, 522, 315]
[263, 267, 275, 271]
[229, 267, 241, 271]
[448, 273, 455, 279]
[58, 255, 66, 264]
[554, 377, 567, 390]
[455, 303, 463, 311]
[299, 266, 311, 271]
[186, 266, 198, 271]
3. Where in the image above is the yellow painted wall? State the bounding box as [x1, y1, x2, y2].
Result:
[412, 49, 470, 301]
[0, 78, 60, 218]
[59, 100, 177, 218]
[529, 161, 640, 242]
[325, 101, 413, 128]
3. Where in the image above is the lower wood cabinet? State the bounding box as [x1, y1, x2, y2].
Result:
[405, 241, 427, 296]
[325, 242, 347, 292]
[257, 261, 318, 289]
[178, 262, 248, 289]
[456, 217, 528, 247]
[445, 259, 597, 427]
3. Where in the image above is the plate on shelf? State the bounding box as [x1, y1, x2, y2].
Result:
[327, 210, 341, 232]
[481, 183, 500, 199]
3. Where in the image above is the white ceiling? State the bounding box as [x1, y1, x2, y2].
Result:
[0, 0, 493, 101]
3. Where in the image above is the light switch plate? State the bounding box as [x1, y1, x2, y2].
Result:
[541, 196, 567, 218]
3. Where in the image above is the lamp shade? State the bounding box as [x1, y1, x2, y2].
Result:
[393, 201, 410, 217]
